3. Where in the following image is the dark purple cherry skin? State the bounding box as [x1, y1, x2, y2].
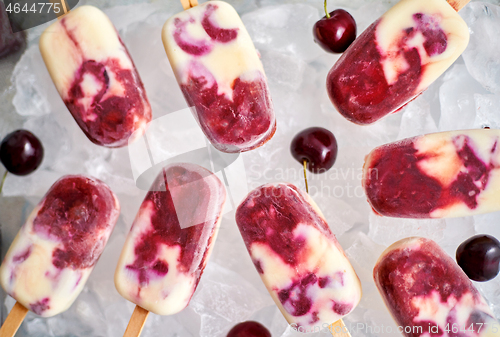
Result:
[456, 234, 500, 282]
[313, 9, 356, 53]
[0, 130, 44, 175]
[290, 127, 338, 173]
[227, 321, 272, 337]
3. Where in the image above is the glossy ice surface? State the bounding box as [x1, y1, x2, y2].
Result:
[162, 1, 276, 153]
[235, 183, 361, 328]
[374, 237, 499, 337]
[327, 0, 469, 125]
[39, 6, 151, 147]
[0, 175, 120, 317]
[115, 163, 226, 315]
[363, 129, 500, 218]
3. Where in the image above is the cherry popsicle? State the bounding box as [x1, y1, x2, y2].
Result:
[114, 163, 226, 337]
[39, 4, 152, 147]
[0, 175, 120, 336]
[0, 130, 44, 195]
[236, 183, 362, 334]
[327, 0, 470, 125]
[161, 0, 276, 153]
[374, 237, 500, 337]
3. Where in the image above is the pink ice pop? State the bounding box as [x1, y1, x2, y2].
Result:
[363, 129, 500, 218]
[0, 175, 120, 317]
[161, 1, 276, 153]
[374, 237, 499, 337]
[39, 6, 152, 147]
[236, 183, 362, 328]
[327, 0, 469, 125]
[115, 163, 226, 316]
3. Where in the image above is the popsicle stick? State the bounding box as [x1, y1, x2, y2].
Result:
[0, 302, 29, 337]
[447, 0, 470, 11]
[180, 0, 197, 10]
[123, 305, 150, 337]
[50, 0, 70, 18]
[329, 319, 351, 337]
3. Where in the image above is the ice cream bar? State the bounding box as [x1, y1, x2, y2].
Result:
[327, 0, 469, 125]
[235, 183, 362, 328]
[39, 6, 152, 147]
[374, 237, 499, 337]
[115, 163, 226, 315]
[0, 175, 120, 317]
[363, 129, 500, 218]
[162, 1, 276, 153]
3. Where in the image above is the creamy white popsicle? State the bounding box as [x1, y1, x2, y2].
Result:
[363, 129, 500, 218]
[327, 0, 469, 125]
[162, 1, 276, 153]
[235, 183, 362, 328]
[374, 237, 500, 337]
[0, 175, 120, 317]
[39, 6, 152, 147]
[115, 163, 226, 315]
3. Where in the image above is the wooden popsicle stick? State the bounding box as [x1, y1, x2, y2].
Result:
[123, 305, 150, 337]
[329, 319, 352, 337]
[0, 302, 29, 337]
[447, 0, 470, 12]
[50, 0, 70, 19]
[180, 0, 198, 10]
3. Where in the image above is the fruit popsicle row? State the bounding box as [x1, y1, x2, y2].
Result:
[2, 169, 500, 337]
[39, 2, 276, 153]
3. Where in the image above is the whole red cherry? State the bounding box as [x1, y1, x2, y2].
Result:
[227, 321, 271, 337]
[313, 8, 356, 53]
[290, 127, 338, 173]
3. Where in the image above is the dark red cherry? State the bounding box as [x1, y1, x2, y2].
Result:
[456, 234, 500, 282]
[313, 9, 356, 53]
[290, 127, 338, 173]
[0, 130, 44, 175]
[227, 321, 271, 337]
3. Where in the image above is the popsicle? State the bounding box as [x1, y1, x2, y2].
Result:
[39, 5, 152, 147]
[0, 175, 120, 335]
[374, 237, 500, 337]
[161, 1, 276, 153]
[235, 183, 362, 329]
[327, 0, 470, 125]
[115, 163, 226, 336]
[363, 129, 500, 218]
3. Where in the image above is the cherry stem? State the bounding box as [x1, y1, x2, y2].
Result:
[303, 159, 309, 193]
[0, 171, 7, 195]
[324, 0, 330, 18]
